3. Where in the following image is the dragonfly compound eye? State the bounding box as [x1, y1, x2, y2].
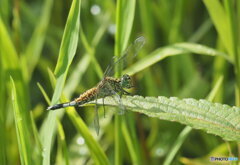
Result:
[121, 74, 132, 88]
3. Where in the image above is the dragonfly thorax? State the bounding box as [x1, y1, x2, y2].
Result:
[120, 74, 133, 89]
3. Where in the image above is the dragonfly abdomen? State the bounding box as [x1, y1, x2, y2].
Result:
[74, 87, 98, 105]
[47, 101, 77, 110]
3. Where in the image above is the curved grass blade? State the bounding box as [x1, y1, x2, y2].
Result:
[163, 126, 192, 165]
[37, 83, 50, 105]
[0, 17, 30, 108]
[104, 36, 145, 78]
[1, 16, 34, 164]
[124, 43, 232, 76]
[40, 0, 81, 164]
[66, 108, 110, 165]
[56, 119, 69, 165]
[10, 77, 32, 165]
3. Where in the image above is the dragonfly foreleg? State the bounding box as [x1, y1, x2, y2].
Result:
[121, 89, 132, 95]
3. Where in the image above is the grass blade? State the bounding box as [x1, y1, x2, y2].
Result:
[114, 0, 137, 164]
[124, 43, 232, 76]
[163, 126, 192, 165]
[37, 83, 51, 105]
[30, 112, 43, 164]
[56, 119, 69, 165]
[10, 77, 32, 165]
[40, 0, 81, 164]
[66, 109, 110, 165]
[1, 16, 34, 164]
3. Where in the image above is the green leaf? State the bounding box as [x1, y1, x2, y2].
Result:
[124, 42, 232, 76]
[91, 96, 240, 142]
[10, 77, 32, 165]
[40, 0, 81, 164]
[163, 75, 224, 165]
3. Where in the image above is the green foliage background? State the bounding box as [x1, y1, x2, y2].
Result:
[0, 0, 240, 164]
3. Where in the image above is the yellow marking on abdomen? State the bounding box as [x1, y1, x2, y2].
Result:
[74, 87, 97, 103]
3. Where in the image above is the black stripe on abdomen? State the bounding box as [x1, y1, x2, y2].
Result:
[47, 103, 64, 110]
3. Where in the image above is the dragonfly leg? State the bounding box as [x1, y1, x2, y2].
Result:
[102, 97, 106, 118]
[94, 94, 100, 135]
[119, 94, 125, 115]
[122, 89, 132, 95]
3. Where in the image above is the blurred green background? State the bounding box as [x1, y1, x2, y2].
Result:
[0, 0, 239, 164]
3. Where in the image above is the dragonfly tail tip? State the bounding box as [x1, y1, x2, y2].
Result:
[46, 106, 53, 110]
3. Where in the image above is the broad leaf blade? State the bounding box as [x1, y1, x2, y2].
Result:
[93, 96, 240, 142]
[163, 75, 224, 165]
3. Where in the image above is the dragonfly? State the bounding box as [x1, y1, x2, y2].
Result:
[47, 36, 145, 134]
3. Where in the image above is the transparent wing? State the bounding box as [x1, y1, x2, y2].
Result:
[103, 36, 145, 78]
[94, 105, 100, 135]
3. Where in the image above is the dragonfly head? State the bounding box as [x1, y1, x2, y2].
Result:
[120, 74, 133, 89]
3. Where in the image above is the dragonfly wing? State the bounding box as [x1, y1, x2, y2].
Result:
[112, 93, 125, 115]
[103, 36, 145, 77]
